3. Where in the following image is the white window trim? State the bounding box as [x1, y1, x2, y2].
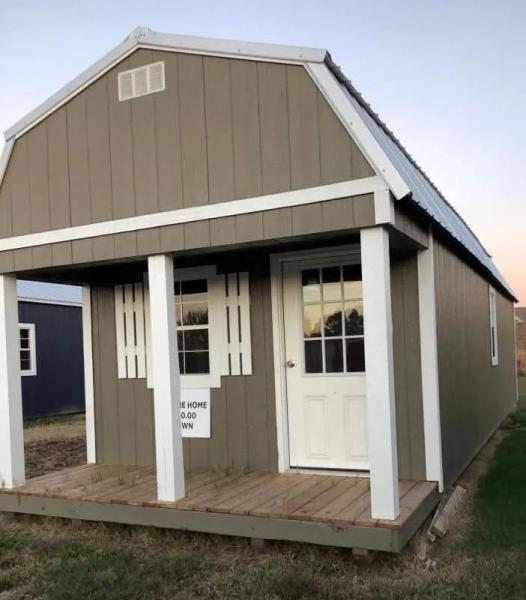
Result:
[173, 266, 225, 390]
[489, 286, 499, 367]
[19, 323, 37, 377]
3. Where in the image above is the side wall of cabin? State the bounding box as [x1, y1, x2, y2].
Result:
[434, 239, 517, 488]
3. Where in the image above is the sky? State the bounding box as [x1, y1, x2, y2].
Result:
[0, 0, 525, 303]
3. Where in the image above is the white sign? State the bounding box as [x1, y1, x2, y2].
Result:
[180, 389, 211, 438]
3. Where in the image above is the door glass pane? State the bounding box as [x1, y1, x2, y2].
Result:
[303, 304, 321, 338]
[304, 340, 323, 373]
[185, 352, 210, 374]
[343, 265, 362, 300]
[346, 338, 365, 372]
[302, 269, 320, 303]
[322, 266, 341, 302]
[325, 339, 343, 373]
[345, 301, 364, 335]
[323, 304, 342, 337]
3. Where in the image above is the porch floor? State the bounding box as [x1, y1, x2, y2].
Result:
[0, 465, 439, 552]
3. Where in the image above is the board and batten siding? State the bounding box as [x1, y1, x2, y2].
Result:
[91, 256, 278, 472]
[90, 245, 424, 479]
[433, 240, 517, 488]
[0, 48, 375, 273]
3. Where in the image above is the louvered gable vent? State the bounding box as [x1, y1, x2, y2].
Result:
[118, 61, 165, 101]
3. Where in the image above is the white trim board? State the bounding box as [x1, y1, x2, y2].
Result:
[417, 233, 444, 491]
[0, 177, 385, 253]
[17, 297, 82, 308]
[305, 63, 410, 201]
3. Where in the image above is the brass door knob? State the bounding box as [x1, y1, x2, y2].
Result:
[286, 360, 296, 368]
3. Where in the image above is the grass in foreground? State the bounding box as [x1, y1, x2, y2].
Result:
[0, 381, 525, 599]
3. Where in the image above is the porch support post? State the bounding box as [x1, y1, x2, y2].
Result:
[82, 285, 96, 463]
[360, 227, 399, 520]
[147, 254, 185, 502]
[417, 232, 444, 491]
[0, 274, 25, 488]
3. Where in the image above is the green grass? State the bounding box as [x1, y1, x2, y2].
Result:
[1, 380, 526, 599]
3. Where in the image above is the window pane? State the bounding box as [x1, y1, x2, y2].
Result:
[303, 304, 321, 338]
[184, 329, 209, 351]
[20, 337, 30, 349]
[322, 266, 341, 302]
[181, 279, 207, 303]
[177, 331, 184, 350]
[346, 338, 365, 372]
[175, 303, 182, 327]
[304, 340, 322, 373]
[174, 281, 181, 296]
[323, 303, 342, 337]
[184, 352, 210, 374]
[325, 339, 343, 373]
[182, 302, 208, 325]
[343, 265, 362, 300]
[302, 269, 320, 303]
[345, 301, 364, 335]
[178, 352, 184, 373]
[21, 357, 31, 371]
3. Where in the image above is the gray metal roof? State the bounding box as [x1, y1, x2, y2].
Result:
[17, 280, 82, 305]
[327, 58, 515, 299]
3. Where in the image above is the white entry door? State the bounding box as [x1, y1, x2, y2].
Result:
[282, 255, 369, 470]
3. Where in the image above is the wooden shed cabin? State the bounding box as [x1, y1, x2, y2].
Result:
[0, 27, 517, 553]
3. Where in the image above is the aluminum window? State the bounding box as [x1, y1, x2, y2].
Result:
[19, 323, 37, 376]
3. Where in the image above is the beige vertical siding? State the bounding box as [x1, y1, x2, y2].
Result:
[434, 240, 517, 488]
[391, 253, 426, 481]
[0, 49, 374, 242]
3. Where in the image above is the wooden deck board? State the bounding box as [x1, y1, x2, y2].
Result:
[1, 465, 438, 537]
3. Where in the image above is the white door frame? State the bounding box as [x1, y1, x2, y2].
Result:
[270, 243, 362, 473]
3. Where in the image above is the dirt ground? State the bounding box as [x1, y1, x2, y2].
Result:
[24, 414, 87, 478]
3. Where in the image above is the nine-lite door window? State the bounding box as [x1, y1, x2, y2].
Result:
[19, 324, 37, 376]
[302, 264, 365, 374]
[175, 279, 210, 374]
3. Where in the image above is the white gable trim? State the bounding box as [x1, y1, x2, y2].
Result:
[0, 176, 384, 253]
[5, 28, 326, 141]
[305, 62, 410, 201]
[0, 140, 14, 189]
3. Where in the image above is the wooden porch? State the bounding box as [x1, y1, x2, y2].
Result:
[0, 465, 439, 552]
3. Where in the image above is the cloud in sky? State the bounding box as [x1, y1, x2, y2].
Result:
[0, 0, 524, 302]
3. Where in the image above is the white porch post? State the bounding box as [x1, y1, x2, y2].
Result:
[147, 254, 185, 502]
[361, 227, 399, 520]
[417, 232, 444, 491]
[0, 274, 25, 488]
[82, 285, 96, 464]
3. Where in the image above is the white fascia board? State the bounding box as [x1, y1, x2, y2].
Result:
[305, 62, 411, 201]
[141, 30, 326, 63]
[0, 176, 383, 253]
[0, 139, 14, 188]
[5, 28, 326, 141]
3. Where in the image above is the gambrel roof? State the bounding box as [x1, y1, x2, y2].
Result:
[0, 26, 514, 298]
